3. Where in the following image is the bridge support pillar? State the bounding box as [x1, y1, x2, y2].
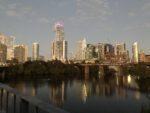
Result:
[117, 66, 123, 76]
[84, 66, 89, 79]
[98, 66, 104, 77]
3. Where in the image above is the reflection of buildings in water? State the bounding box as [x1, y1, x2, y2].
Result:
[49, 81, 66, 107]
[16, 82, 26, 94]
[81, 83, 87, 103]
[116, 75, 124, 86]
[127, 74, 132, 85]
[135, 91, 141, 100]
[90, 77, 127, 98]
[127, 74, 139, 89]
[31, 82, 38, 96]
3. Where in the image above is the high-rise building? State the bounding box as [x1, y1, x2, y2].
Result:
[0, 33, 15, 60]
[104, 44, 114, 60]
[14, 44, 27, 63]
[115, 43, 126, 55]
[32, 42, 39, 61]
[75, 38, 86, 60]
[132, 42, 139, 63]
[0, 42, 7, 64]
[85, 44, 96, 60]
[51, 22, 68, 61]
[95, 43, 105, 61]
[139, 51, 145, 62]
[115, 43, 128, 62]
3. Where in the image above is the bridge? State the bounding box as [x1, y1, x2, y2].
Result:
[77, 63, 127, 79]
[0, 82, 69, 113]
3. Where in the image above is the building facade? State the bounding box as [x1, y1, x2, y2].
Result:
[14, 44, 27, 63]
[104, 44, 114, 61]
[32, 42, 39, 61]
[0, 42, 7, 64]
[132, 42, 139, 63]
[51, 22, 68, 61]
[75, 38, 87, 60]
[0, 33, 15, 60]
[95, 43, 105, 62]
[85, 44, 96, 60]
[115, 43, 129, 62]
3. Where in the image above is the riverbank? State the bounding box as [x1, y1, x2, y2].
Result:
[4, 60, 81, 80]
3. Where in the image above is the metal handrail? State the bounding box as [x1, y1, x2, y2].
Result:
[0, 83, 69, 113]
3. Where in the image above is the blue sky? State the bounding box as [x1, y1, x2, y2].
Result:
[0, 0, 150, 58]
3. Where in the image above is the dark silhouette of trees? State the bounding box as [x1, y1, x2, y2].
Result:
[5, 60, 81, 80]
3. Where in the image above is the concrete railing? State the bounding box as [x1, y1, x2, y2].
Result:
[0, 83, 69, 113]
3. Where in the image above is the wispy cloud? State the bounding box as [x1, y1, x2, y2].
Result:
[75, 0, 112, 22]
[142, 2, 150, 11]
[38, 17, 50, 24]
[8, 3, 17, 9]
[3, 3, 33, 17]
[128, 12, 136, 17]
[6, 10, 19, 17]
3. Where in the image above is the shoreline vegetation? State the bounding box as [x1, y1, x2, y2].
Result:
[2, 60, 150, 80]
[5, 60, 81, 80]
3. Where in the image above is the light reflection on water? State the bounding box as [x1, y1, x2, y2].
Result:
[6, 75, 150, 113]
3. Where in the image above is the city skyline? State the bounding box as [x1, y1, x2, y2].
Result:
[0, 0, 150, 58]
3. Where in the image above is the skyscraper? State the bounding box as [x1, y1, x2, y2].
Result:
[115, 43, 126, 56]
[14, 44, 27, 63]
[51, 22, 68, 61]
[85, 44, 96, 60]
[132, 42, 139, 63]
[115, 43, 129, 62]
[95, 43, 105, 61]
[32, 42, 39, 61]
[0, 33, 15, 60]
[0, 42, 7, 64]
[75, 38, 86, 60]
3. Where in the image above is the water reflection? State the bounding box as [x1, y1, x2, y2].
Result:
[48, 81, 66, 107]
[6, 75, 150, 113]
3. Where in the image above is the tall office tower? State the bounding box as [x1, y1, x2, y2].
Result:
[85, 44, 96, 60]
[95, 43, 105, 61]
[104, 44, 114, 60]
[139, 51, 145, 62]
[32, 42, 39, 61]
[0, 42, 7, 64]
[0, 33, 15, 60]
[14, 44, 28, 63]
[75, 38, 86, 60]
[115, 43, 126, 55]
[132, 42, 139, 63]
[115, 43, 128, 61]
[51, 22, 68, 61]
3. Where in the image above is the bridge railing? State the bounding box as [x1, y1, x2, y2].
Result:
[0, 83, 69, 113]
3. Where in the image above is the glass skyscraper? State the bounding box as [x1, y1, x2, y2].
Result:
[51, 22, 68, 61]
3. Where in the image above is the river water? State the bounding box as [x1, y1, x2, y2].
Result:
[6, 75, 150, 113]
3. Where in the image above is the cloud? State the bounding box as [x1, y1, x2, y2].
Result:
[144, 23, 150, 28]
[128, 12, 136, 17]
[142, 2, 150, 10]
[74, 0, 112, 23]
[6, 10, 19, 16]
[8, 3, 17, 9]
[3, 3, 33, 17]
[38, 17, 50, 23]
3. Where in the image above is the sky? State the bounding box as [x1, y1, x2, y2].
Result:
[0, 0, 150, 59]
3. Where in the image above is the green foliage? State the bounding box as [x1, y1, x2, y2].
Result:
[5, 60, 81, 80]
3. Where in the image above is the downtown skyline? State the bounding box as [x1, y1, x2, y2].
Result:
[0, 0, 150, 58]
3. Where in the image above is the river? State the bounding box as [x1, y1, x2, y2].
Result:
[5, 75, 150, 113]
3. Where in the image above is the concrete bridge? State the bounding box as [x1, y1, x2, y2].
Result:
[78, 63, 125, 79]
